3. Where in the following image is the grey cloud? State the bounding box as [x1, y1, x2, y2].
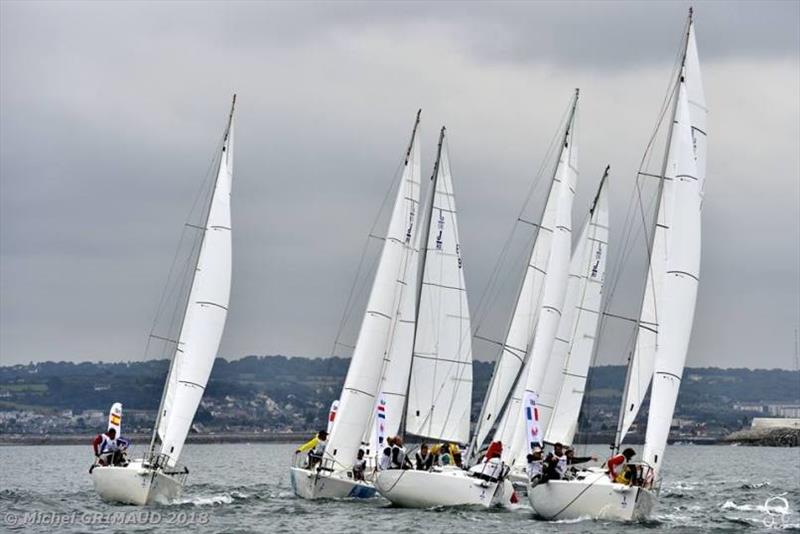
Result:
[1, 1, 798, 370]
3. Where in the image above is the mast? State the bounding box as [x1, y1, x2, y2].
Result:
[613, 10, 694, 452]
[148, 94, 236, 460]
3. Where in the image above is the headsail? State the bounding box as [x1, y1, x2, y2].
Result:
[544, 168, 609, 445]
[472, 92, 579, 455]
[494, 92, 579, 465]
[325, 113, 422, 469]
[157, 97, 235, 467]
[404, 128, 473, 444]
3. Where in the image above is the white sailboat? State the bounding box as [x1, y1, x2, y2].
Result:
[375, 128, 516, 508]
[291, 111, 422, 500]
[91, 96, 236, 505]
[529, 10, 706, 521]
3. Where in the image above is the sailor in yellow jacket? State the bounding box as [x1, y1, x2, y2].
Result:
[296, 430, 328, 470]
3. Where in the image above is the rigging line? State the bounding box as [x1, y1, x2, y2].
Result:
[327, 156, 407, 360]
[471, 98, 572, 333]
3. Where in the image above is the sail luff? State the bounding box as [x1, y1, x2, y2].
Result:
[544, 168, 609, 445]
[157, 97, 235, 466]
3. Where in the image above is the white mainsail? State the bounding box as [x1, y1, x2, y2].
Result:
[544, 169, 609, 445]
[325, 114, 422, 469]
[473, 92, 580, 455]
[363, 114, 422, 452]
[405, 128, 473, 444]
[500, 101, 578, 465]
[641, 76, 702, 475]
[616, 15, 706, 449]
[157, 100, 235, 467]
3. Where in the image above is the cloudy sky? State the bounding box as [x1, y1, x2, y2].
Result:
[1, 1, 798, 369]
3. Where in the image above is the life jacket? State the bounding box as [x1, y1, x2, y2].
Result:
[312, 438, 326, 455]
[99, 433, 117, 454]
[553, 453, 567, 477]
[527, 459, 543, 479]
[391, 445, 407, 468]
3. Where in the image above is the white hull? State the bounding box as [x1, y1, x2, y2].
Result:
[91, 460, 184, 505]
[289, 467, 377, 500]
[528, 468, 656, 521]
[375, 468, 515, 508]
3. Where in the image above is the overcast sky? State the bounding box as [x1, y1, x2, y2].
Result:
[1, 1, 798, 369]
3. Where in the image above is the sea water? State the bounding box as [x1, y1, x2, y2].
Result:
[1, 443, 798, 532]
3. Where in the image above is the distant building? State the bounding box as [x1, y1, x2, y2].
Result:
[766, 403, 800, 418]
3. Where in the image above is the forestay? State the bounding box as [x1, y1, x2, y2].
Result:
[158, 110, 234, 467]
[405, 131, 473, 444]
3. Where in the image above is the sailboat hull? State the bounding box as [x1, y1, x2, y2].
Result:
[528, 468, 656, 521]
[289, 467, 377, 500]
[375, 468, 515, 508]
[91, 460, 184, 505]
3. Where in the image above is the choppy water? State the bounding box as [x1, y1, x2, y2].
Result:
[1, 443, 798, 532]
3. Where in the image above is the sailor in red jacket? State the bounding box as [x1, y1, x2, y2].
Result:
[607, 447, 636, 483]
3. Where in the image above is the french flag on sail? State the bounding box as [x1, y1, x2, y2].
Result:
[523, 391, 542, 447]
[375, 396, 387, 445]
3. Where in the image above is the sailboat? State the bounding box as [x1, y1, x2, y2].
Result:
[528, 10, 706, 521]
[91, 96, 236, 505]
[290, 111, 422, 500]
[374, 127, 516, 508]
[469, 90, 580, 489]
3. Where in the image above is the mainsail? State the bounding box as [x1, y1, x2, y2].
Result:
[325, 113, 422, 469]
[363, 112, 423, 452]
[472, 92, 580, 455]
[641, 74, 702, 475]
[544, 168, 609, 445]
[616, 14, 706, 453]
[404, 128, 473, 444]
[493, 92, 579, 465]
[156, 97, 235, 467]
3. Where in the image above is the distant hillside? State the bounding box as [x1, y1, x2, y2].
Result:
[1, 357, 797, 439]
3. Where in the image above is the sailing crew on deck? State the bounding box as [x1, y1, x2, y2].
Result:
[437, 443, 452, 466]
[449, 443, 463, 468]
[379, 438, 393, 471]
[543, 442, 568, 481]
[353, 449, 367, 481]
[415, 443, 434, 471]
[527, 447, 544, 485]
[295, 430, 327, 470]
[91, 428, 129, 468]
[607, 447, 636, 484]
[469, 441, 505, 482]
[390, 436, 412, 469]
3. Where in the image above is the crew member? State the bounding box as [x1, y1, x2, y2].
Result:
[607, 447, 636, 484]
[353, 449, 367, 481]
[91, 428, 129, 468]
[295, 430, 327, 470]
[543, 442, 568, 481]
[469, 441, 505, 482]
[527, 447, 544, 485]
[415, 443, 433, 471]
[390, 436, 412, 469]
